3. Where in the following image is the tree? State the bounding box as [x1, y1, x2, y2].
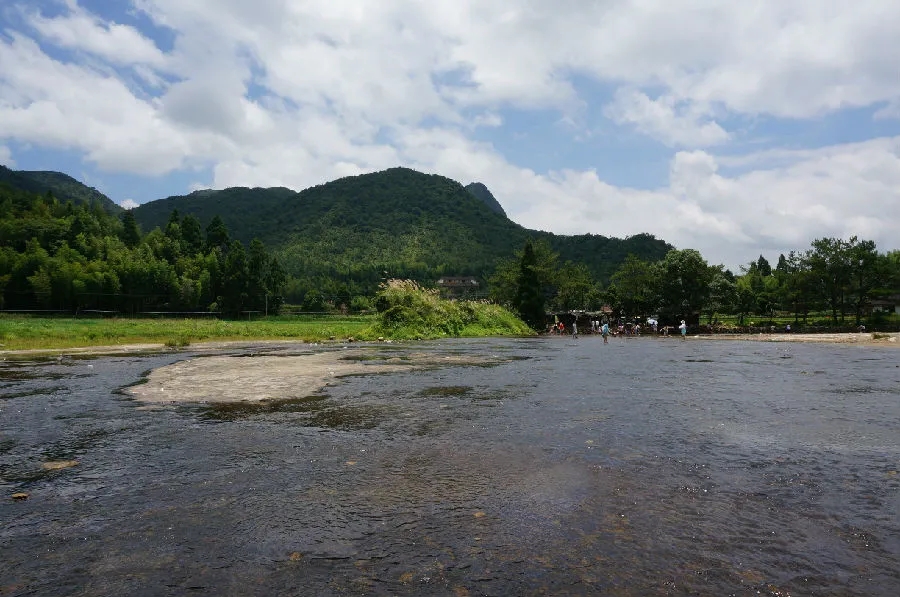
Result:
[706, 267, 736, 323]
[608, 254, 658, 318]
[847, 237, 881, 325]
[266, 257, 286, 313]
[220, 240, 248, 315]
[301, 288, 326, 312]
[489, 238, 559, 307]
[181, 214, 203, 254]
[756, 255, 772, 277]
[656, 249, 713, 321]
[512, 241, 546, 329]
[120, 211, 141, 248]
[553, 261, 597, 311]
[775, 253, 788, 274]
[205, 215, 230, 252]
[164, 209, 181, 242]
[807, 237, 852, 324]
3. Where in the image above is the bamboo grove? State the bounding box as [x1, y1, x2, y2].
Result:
[0, 185, 285, 316]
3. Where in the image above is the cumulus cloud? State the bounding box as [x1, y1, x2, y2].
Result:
[119, 198, 139, 210]
[0, 144, 14, 167]
[604, 90, 730, 147]
[27, 1, 167, 67]
[0, 0, 899, 269]
[503, 139, 900, 269]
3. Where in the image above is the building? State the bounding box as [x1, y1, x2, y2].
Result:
[436, 276, 480, 298]
[870, 294, 900, 315]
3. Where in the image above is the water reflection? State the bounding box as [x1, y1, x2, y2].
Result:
[1, 338, 899, 595]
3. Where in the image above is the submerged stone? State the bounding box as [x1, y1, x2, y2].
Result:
[41, 460, 78, 470]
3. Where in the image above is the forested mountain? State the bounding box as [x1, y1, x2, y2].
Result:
[132, 168, 672, 297]
[0, 165, 121, 215]
[465, 182, 506, 216]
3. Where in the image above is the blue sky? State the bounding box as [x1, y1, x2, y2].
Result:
[2, 0, 899, 268]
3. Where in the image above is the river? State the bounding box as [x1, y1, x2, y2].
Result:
[2, 337, 899, 596]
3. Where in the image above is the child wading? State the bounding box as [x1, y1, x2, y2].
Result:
[679, 320, 687, 339]
[601, 322, 609, 344]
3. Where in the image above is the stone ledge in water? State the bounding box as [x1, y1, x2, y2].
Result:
[41, 460, 79, 470]
[128, 348, 511, 404]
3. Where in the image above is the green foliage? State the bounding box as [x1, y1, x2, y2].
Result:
[608, 254, 659, 317]
[656, 249, 713, 319]
[512, 241, 546, 329]
[0, 184, 285, 317]
[132, 168, 672, 297]
[371, 279, 533, 339]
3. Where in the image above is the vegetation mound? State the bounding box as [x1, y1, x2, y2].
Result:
[371, 280, 534, 339]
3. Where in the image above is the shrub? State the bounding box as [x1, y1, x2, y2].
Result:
[371, 279, 533, 339]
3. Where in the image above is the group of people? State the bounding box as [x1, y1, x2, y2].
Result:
[547, 318, 689, 342]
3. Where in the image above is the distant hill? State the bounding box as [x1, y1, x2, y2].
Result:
[132, 167, 672, 288]
[465, 182, 506, 217]
[0, 165, 121, 215]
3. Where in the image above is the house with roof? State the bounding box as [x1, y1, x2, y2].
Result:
[870, 293, 900, 315]
[436, 276, 480, 298]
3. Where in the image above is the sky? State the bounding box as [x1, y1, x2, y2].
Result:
[1, 0, 899, 269]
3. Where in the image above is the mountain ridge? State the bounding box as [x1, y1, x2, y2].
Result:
[131, 167, 672, 286]
[0, 165, 121, 215]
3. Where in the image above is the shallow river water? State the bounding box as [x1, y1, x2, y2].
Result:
[1, 337, 899, 596]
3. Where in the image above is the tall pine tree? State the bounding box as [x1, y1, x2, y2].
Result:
[513, 240, 545, 330]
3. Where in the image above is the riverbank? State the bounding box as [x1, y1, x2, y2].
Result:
[0, 314, 377, 352]
[693, 331, 900, 345]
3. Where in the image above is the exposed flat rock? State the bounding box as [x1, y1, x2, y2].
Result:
[41, 460, 79, 471]
[128, 348, 508, 404]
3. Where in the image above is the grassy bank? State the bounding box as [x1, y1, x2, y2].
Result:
[0, 314, 378, 351]
[370, 280, 534, 339]
[0, 282, 534, 350]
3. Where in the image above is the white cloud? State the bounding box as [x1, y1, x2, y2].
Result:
[0, 34, 200, 174]
[874, 100, 900, 120]
[27, 2, 167, 68]
[497, 139, 900, 269]
[0, 144, 14, 167]
[119, 198, 139, 210]
[604, 90, 730, 147]
[0, 0, 899, 269]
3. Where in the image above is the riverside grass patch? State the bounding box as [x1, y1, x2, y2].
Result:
[0, 314, 378, 351]
[0, 286, 531, 350]
[371, 279, 534, 340]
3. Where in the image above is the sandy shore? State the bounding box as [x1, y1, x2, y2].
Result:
[694, 332, 900, 345]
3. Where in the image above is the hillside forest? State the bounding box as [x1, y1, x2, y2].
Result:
[1, 166, 899, 328]
[0, 184, 285, 316]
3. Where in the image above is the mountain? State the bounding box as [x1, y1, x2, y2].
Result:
[132, 167, 672, 288]
[0, 165, 122, 215]
[465, 182, 506, 217]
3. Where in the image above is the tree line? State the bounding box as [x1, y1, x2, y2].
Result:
[495, 238, 900, 330]
[3, 180, 898, 326]
[0, 184, 285, 316]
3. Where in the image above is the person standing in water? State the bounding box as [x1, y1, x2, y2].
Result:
[572, 320, 578, 339]
[601, 321, 610, 344]
[678, 320, 687, 339]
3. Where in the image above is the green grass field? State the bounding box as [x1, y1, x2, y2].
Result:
[0, 314, 379, 351]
